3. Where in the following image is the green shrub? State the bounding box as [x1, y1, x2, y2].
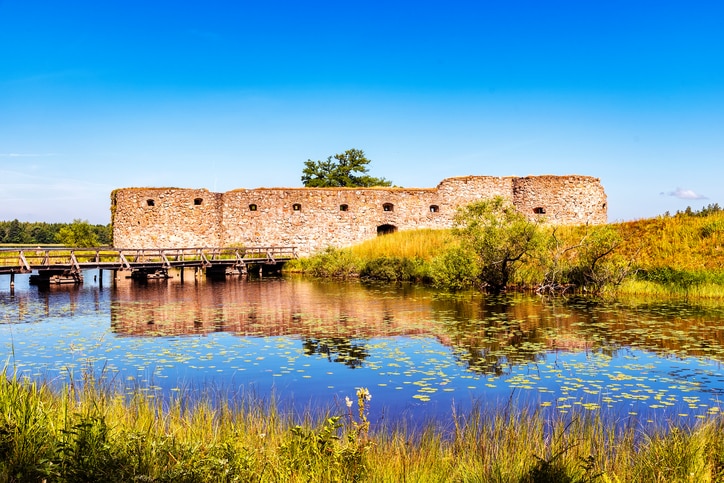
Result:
[637, 267, 704, 287]
[701, 220, 724, 238]
[359, 257, 426, 282]
[304, 247, 362, 278]
[429, 247, 478, 290]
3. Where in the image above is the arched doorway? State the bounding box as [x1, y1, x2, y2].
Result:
[377, 224, 397, 236]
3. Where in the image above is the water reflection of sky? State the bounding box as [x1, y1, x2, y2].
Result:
[1, 271, 724, 427]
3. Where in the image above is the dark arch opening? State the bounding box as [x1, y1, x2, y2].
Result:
[249, 204, 257, 211]
[383, 203, 394, 212]
[533, 207, 546, 214]
[146, 199, 155, 207]
[194, 198, 203, 205]
[339, 204, 349, 212]
[377, 224, 397, 236]
[429, 205, 439, 213]
[292, 203, 302, 211]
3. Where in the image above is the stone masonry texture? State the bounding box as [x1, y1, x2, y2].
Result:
[111, 175, 607, 256]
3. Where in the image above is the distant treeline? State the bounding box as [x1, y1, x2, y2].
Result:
[669, 203, 722, 217]
[0, 219, 112, 246]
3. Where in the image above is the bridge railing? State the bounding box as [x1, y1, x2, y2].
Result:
[0, 246, 298, 274]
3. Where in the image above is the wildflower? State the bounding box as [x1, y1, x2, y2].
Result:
[345, 396, 353, 408]
[356, 387, 372, 402]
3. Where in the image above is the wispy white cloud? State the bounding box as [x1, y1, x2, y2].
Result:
[665, 188, 708, 200]
[0, 153, 59, 158]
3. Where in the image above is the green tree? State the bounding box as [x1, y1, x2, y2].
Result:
[453, 197, 542, 293]
[566, 225, 633, 294]
[56, 219, 99, 247]
[30, 223, 55, 244]
[5, 219, 29, 244]
[301, 149, 392, 187]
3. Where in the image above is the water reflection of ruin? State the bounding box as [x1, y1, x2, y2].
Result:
[109, 272, 724, 373]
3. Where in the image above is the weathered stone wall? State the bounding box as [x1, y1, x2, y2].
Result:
[111, 188, 223, 248]
[512, 175, 608, 225]
[111, 175, 607, 255]
[221, 187, 444, 254]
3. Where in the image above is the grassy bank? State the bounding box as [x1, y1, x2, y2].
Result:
[2, 371, 724, 482]
[286, 207, 724, 298]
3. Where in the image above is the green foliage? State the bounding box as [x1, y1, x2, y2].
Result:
[522, 452, 600, 483]
[0, 219, 111, 246]
[701, 219, 724, 238]
[56, 219, 101, 247]
[5, 372, 724, 481]
[279, 414, 369, 481]
[635, 267, 724, 291]
[676, 203, 723, 217]
[556, 225, 633, 295]
[429, 246, 479, 290]
[301, 149, 392, 188]
[300, 247, 362, 278]
[359, 256, 426, 282]
[452, 197, 542, 293]
[55, 414, 123, 481]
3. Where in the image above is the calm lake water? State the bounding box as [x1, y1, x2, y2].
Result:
[2, 270, 724, 427]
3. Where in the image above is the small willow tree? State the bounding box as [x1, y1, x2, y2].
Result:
[453, 197, 542, 293]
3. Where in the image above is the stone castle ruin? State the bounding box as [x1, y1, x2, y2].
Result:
[111, 175, 607, 256]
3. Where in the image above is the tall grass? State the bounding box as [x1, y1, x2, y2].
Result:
[286, 229, 452, 282]
[348, 229, 453, 261]
[2, 369, 724, 482]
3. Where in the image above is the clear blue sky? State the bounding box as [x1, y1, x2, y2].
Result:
[1, 0, 723, 224]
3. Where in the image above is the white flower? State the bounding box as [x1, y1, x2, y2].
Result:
[345, 396, 353, 408]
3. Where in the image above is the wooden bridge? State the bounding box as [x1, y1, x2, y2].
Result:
[0, 246, 298, 287]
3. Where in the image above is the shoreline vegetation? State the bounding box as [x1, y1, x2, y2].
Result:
[4, 203, 724, 480]
[285, 200, 724, 299]
[2, 370, 724, 482]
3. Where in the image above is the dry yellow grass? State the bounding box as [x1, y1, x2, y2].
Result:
[347, 228, 454, 261]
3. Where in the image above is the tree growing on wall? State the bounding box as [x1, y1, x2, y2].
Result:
[301, 149, 392, 187]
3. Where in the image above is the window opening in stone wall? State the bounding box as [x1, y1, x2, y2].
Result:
[383, 203, 394, 212]
[194, 198, 203, 205]
[377, 224, 397, 236]
[292, 203, 302, 211]
[146, 199, 155, 207]
[429, 205, 439, 213]
[340, 204, 348, 212]
[533, 207, 546, 214]
[249, 204, 257, 211]
[602, 203, 607, 210]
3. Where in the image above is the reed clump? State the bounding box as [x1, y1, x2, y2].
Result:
[3, 370, 724, 482]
